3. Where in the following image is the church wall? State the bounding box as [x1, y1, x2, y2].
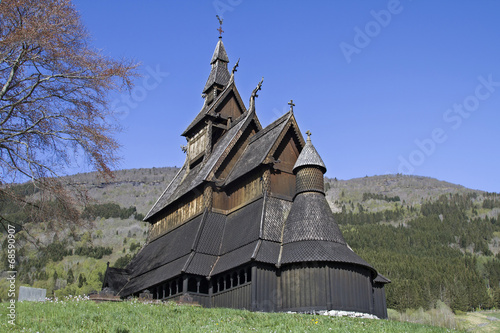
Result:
[268, 130, 299, 199]
[213, 170, 263, 213]
[280, 262, 328, 311]
[212, 283, 252, 309]
[270, 172, 295, 199]
[188, 294, 211, 308]
[188, 128, 207, 163]
[252, 264, 279, 312]
[226, 172, 262, 212]
[327, 263, 373, 314]
[210, 265, 253, 310]
[272, 129, 300, 173]
[373, 283, 388, 319]
[279, 263, 374, 314]
[150, 193, 203, 239]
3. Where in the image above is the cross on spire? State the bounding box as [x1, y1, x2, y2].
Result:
[216, 15, 224, 37]
[288, 99, 295, 112]
[305, 130, 311, 141]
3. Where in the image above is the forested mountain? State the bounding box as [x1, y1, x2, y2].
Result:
[325, 175, 500, 311]
[1, 169, 499, 313]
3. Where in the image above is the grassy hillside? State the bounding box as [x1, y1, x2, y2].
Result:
[0, 298, 461, 332]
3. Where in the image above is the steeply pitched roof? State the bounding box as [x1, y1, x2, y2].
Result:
[219, 198, 263, 254]
[202, 63, 231, 94]
[210, 38, 229, 64]
[121, 198, 267, 295]
[224, 111, 292, 185]
[203, 38, 230, 94]
[143, 165, 187, 220]
[293, 135, 326, 173]
[127, 214, 204, 278]
[119, 254, 190, 296]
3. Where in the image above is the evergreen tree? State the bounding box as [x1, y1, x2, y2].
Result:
[67, 268, 74, 284]
[78, 273, 86, 288]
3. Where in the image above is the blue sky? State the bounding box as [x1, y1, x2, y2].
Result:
[73, 0, 500, 192]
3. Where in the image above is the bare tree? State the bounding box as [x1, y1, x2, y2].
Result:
[0, 0, 138, 238]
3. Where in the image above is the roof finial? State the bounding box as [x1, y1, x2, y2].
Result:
[216, 15, 224, 38]
[251, 77, 264, 98]
[305, 130, 311, 142]
[249, 77, 264, 113]
[231, 58, 240, 75]
[288, 99, 295, 112]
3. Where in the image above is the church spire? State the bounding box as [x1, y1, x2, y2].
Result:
[209, 38, 229, 65]
[202, 38, 230, 94]
[202, 18, 230, 95]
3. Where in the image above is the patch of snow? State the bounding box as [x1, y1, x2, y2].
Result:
[286, 310, 379, 319]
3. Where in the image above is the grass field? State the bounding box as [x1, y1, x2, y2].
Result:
[455, 311, 500, 332]
[0, 297, 462, 333]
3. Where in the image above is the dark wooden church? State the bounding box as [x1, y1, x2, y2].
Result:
[103, 33, 389, 318]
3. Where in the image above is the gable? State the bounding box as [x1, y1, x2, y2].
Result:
[223, 112, 292, 186]
[265, 115, 304, 199]
[182, 80, 247, 137]
[214, 121, 258, 180]
[272, 128, 301, 174]
[265, 114, 305, 167]
[216, 90, 245, 121]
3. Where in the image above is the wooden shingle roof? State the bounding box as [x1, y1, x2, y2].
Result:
[203, 38, 230, 93]
[224, 111, 292, 185]
[293, 135, 327, 173]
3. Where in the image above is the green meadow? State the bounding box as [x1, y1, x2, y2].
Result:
[0, 297, 461, 333]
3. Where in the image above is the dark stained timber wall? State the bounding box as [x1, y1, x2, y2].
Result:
[280, 263, 374, 314]
[212, 284, 251, 309]
[253, 265, 279, 312]
[373, 283, 388, 319]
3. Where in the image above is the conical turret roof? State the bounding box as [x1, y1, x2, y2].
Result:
[293, 133, 326, 173]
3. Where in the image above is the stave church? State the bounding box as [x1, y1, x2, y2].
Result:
[102, 26, 389, 318]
